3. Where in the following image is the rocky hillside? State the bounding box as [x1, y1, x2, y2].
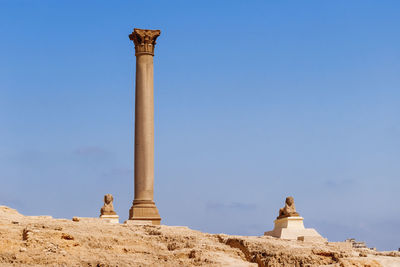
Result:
[0, 206, 399, 266]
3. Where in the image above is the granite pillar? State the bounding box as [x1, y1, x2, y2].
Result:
[128, 28, 161, 225]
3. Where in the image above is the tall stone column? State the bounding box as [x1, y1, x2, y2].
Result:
[128, 28, 161, 225]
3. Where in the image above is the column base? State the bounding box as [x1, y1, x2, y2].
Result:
[129, 200, 161, 225]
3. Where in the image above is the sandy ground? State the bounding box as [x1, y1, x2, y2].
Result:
[0, 206, 399, 267]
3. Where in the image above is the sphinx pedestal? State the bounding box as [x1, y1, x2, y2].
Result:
[264, 217, 325, 241]
[100, 215, 119, 224]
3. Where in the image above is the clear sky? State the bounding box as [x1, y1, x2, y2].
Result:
[1, 1, 399, 251]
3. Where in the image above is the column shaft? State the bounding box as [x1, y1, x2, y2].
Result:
[134, 54, 154, 201]
[128, 28, 161, 225]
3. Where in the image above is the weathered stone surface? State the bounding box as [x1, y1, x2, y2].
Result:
[129, 28, 160, 56]
[265, 216, 325, 241]
[100, 194, 116, 216]
[1, 206, 399, 266]
[100, 214, 119, 224]
[277, 196, 300, 219]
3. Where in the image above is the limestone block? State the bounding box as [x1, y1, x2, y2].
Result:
[124, 220, 153, 225]
[274, 216, 305, 229]
[129, 201, 161, 225]
[100, 215, 119, 224]
[298, 235, 327, 242]
[264, 216, 324, 241]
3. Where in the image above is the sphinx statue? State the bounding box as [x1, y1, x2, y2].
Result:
[265, 196, 325, 241]
[277, 196, 300, 219]
[100, 194, 117, 216]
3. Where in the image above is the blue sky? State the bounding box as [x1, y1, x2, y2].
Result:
[1, 1, 399, 251]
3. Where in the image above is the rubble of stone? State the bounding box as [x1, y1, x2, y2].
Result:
[1, 206, 399, 267]
[345, 238, 373, 249]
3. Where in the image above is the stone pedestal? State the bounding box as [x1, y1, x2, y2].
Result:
[124, 219, 153, 226]
[100, 215, 119, 224]
[264, 217, 325, 241]
[127, 28, 162, 225]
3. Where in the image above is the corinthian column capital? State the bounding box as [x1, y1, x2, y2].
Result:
[129, 28, 161, 56]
